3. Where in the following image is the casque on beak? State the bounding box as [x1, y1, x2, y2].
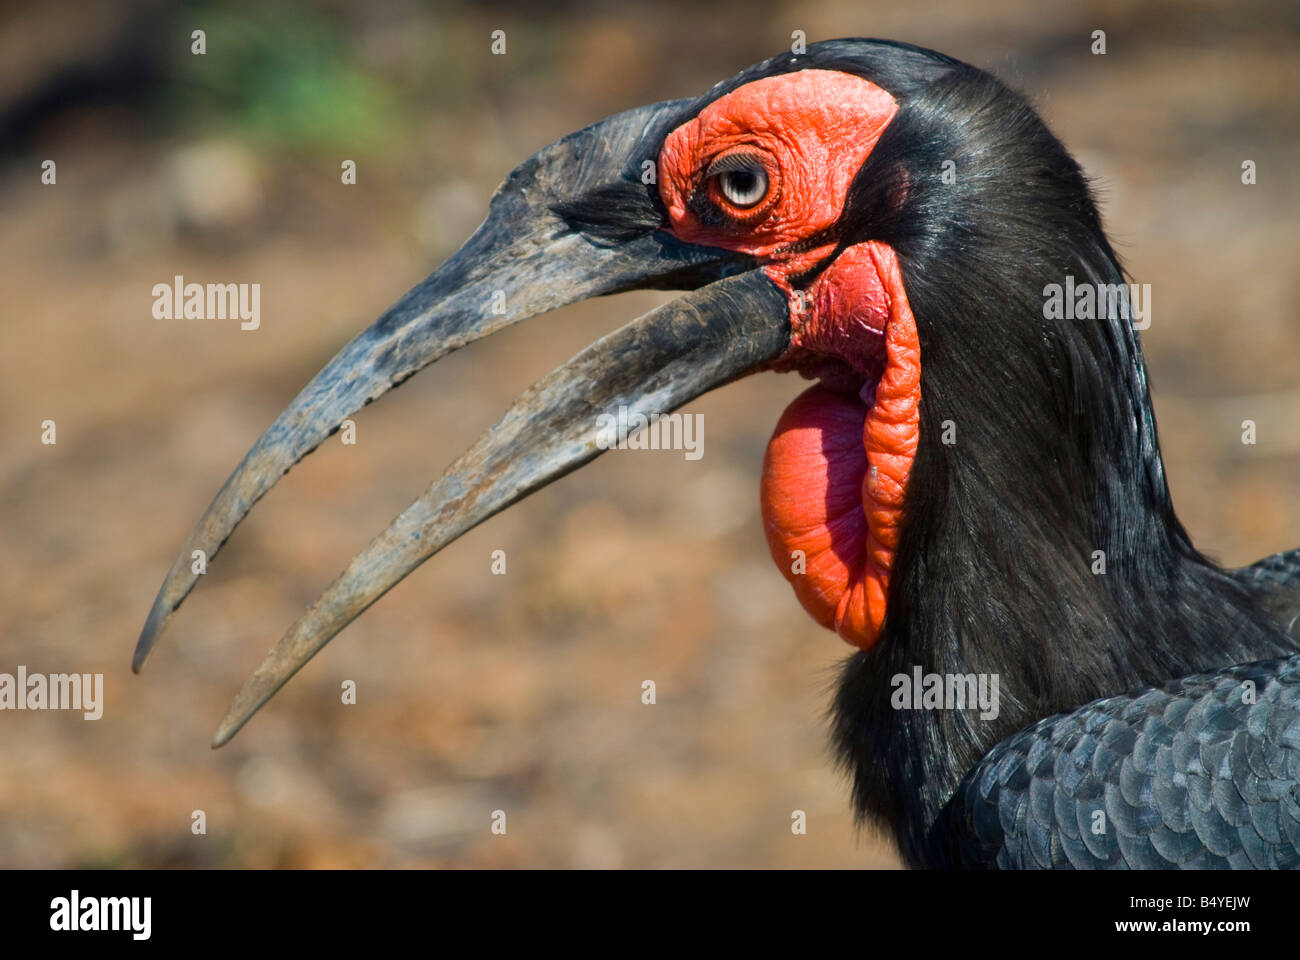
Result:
[132, 98, 793, 746]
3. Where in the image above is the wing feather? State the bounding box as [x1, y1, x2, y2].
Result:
[932, 655, 1300, 868]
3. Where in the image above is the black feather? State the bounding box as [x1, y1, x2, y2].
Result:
[931, 657, 1300, 868]
[716, 40, 1300, 867]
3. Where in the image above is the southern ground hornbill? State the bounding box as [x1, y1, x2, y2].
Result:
[134, 39, 1300, 869]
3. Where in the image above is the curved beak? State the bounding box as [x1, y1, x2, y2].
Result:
[131, 99, 793, 746]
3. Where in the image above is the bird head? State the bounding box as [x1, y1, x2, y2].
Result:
[135, 39, 1166, 750]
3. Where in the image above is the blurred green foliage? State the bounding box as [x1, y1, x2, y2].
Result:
[170, 2, 403, 152]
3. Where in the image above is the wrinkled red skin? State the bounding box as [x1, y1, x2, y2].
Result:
[761, 244, 920, 649]
[658, 71, 920, 650]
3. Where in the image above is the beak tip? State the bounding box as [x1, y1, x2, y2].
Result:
[213, 681, 271, 748]
[133, 610, 167, 673]
[211, 715, 240, 749]
[131, 633, 156, 674]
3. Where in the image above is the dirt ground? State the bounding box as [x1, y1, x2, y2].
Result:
[1, 0, 1297, 867]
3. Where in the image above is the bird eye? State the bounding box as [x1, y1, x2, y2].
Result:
[706, 153, 772, 212]
[717, 167, 768, 207]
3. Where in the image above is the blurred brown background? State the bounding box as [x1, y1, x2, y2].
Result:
[0, 0, 1297, 868]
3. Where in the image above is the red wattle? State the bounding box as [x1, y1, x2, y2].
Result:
[761, 385, 873, 639]
[760, 242, 921, 650]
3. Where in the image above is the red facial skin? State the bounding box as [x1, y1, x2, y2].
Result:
[658, 70, 921, 650]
